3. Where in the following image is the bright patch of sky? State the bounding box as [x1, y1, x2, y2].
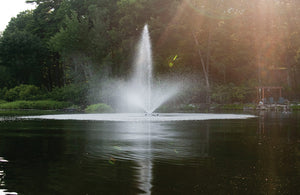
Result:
[0, 0, 36, 32]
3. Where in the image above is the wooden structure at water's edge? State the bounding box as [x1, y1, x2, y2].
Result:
[256, 86, 283, 103]
[255, 86, 292, 111]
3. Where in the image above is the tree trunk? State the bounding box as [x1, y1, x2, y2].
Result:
[192, 31, 211, 103]
[206, 26, 212, 103]
[192, 32, 210, 89]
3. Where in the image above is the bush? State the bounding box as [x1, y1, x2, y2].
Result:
[0, 87, 8, 99]
[49, 83, 88, 105]
[212, 83, 252, 104]
[0, 100, 71, 110]
[19, 85, 41, 100]
[4, 87, 19, 101]
[85, 103, 113, 113]
[4, 84, 42, 101]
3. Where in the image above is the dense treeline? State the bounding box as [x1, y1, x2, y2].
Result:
[1, 0, 300, 105]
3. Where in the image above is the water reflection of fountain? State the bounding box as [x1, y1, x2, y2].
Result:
[104, 121, 212, 193]
[137, 122, 152, 194]
[108, 122, 154, 194]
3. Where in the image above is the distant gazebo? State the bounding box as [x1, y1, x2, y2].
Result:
[256, 86, 283, 103]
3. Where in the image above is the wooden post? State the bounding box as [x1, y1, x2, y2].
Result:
[262, 87, 265, 101]
[279, 88, 282, 98]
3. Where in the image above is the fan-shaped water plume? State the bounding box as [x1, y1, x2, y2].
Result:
[121, 24, 179, 114]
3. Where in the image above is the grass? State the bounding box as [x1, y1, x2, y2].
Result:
[290, 104, 300, 110]
[0, 100, 71, 110]
[0, 109, 63, 116]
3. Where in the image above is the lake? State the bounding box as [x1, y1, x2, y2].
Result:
[0, 111, 299, 194]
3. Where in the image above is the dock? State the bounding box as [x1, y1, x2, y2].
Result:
[256, 103, 290, 111]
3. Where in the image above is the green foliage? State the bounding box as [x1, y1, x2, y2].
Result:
[220, 103, 256, 110]
[4, 85, 42, 101]
[220, 104, 244, 110]
[290, 104, 300, 110]
[4, 89, 18, 102]
[212, 83, 252, 103]
[49, 83, 88, 105]
[85, 103, 113, 113]
[49, 11, 89, 54]
[0, 100, 7, 104]
[0, 66, 13, 87]
[0, 100, 71, 110]
[0, 30, 46, 86]
[0, 0, 300, 102]
[19, 85, 41, 100]
[2, 10, 35, 36]
[0, 87, 8, 99]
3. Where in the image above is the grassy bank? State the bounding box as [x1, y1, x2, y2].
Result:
[290, 104, 300, 110]
[0, 100, 72, 110]
[1, 99, 298, 114]
[0, 100, 114, 114]
[0, 109, 65, 116]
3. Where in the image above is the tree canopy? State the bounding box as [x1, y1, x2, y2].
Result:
[1, 0, 300, 102]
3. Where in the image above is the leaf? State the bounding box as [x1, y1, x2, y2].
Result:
[173, 55, 178, 61]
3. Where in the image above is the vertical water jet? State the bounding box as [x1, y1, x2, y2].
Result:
[121, 24, 179, 114]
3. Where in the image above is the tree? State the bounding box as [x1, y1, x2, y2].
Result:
[0, 31, 46, 85]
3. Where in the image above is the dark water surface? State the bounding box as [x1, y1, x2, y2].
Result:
[0, 111, 299, 194]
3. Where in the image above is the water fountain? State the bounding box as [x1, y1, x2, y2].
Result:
[121, 24, 178, 114]
[10, 24, 256, 195]
[20, 24, 255, 121]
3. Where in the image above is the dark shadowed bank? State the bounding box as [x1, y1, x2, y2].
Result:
[0, 84, 299, 113]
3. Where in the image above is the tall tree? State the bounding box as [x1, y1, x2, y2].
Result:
[0, 31, 46, 85]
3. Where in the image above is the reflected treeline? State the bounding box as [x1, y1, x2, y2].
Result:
[0, 120, 142, 194]
[256, 111, 300, 195]
[151, 115, 299, 194]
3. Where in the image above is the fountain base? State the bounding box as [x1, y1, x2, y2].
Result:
[144, 113, 159, 117]
[20, 113, 256, 122]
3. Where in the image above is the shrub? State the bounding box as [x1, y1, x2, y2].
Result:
[4, 87, 19, 101]
[4, 84, 42, 101]
[85, 103, 113, 113]
[19, 85, 41, 100]
[0, 87, 8, 99]
[49, 83, 88, 105]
